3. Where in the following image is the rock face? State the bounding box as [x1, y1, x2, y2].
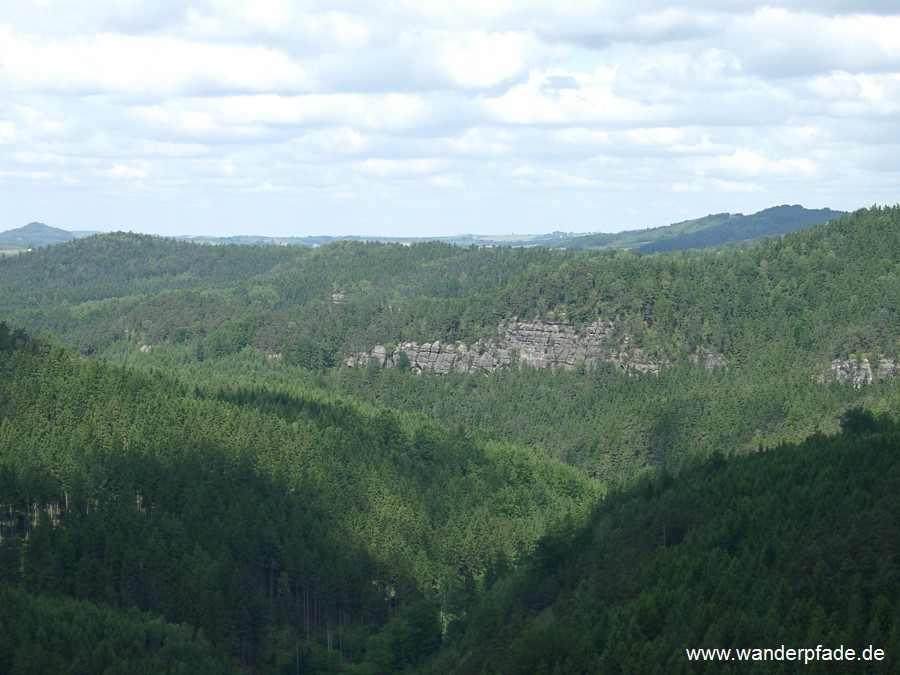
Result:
[346, 318, 717, 376]
[818, 357, 897, 388]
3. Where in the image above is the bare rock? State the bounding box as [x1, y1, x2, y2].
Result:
[818, 356, 896, 388]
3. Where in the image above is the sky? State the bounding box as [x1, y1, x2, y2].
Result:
[1, 1, 898, 237]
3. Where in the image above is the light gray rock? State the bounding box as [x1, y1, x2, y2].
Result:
[345, 317, 669, 376]
[818, 356, 896, 388]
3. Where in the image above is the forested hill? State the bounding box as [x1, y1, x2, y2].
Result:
[0, 221, 85, 249]
[0, 206, 897, 476]
[559, 204, 845, 252]
[0, 206, 895, 368]
[167, 205, 841, 250]
[0, 206, 897, 672]
[2, 204, 841, 251]
[0, 328, 596, 671]
[431, 412, 900, 674]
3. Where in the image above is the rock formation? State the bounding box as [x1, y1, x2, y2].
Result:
[346, 318, 718, 376]
[818, 356, 897, 388]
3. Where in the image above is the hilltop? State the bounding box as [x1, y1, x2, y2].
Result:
[559, 204, 846, 252]
[2, 205, 844, 252]
[1, 205, 895, 478]
[163, 205, 848, 250]
[0, 221, 98, 250]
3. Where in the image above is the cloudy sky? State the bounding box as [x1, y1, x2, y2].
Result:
[1, 1, 898, 237]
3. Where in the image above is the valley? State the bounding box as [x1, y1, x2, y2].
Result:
[0, 205, 897, 672]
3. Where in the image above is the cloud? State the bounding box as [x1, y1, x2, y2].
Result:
[1, 2, 899, 236]
[727, 9, 900, 78]
[0, 28, 310, 96]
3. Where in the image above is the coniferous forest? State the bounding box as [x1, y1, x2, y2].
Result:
[0, 206, 898, 672]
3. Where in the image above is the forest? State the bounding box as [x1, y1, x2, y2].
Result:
[0, 206, 897, 672]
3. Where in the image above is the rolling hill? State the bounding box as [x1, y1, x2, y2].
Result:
[559, 205, 846, 252]
[0, 204, 896, 672]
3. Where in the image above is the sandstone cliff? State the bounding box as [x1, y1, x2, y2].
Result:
[817, 356, 898, 388]
[346, 318, 725, 376]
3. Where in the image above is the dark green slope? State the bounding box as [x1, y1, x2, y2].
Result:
[434, 414, 900, 674]
[636, 204, 845, 253]
[559, 205, 845, 252]
[0, 327, 595, 671]
[0, 585, 231, 674]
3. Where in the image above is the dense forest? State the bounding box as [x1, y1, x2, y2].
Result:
[0, 206, 897, 671]
[0, 327, 594, 671]
[0, 206, 895, 368]
[431, 412, 900, 674]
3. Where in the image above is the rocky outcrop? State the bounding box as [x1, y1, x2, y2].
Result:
[353, 339, 512, 374]
[503, 320, 612, 370]
[345, 318, 716, 376]
[818, 356, 897, 388]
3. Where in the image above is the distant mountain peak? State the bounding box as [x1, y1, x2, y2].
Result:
[0, 222, 78, 248]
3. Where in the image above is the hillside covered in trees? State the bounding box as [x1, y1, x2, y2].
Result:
[431, 412, 900, 674]
[0, 205, 897, 671]
[1, 206, 895, 472]
[0, 206, 891, 369]
[558, 204, 845, 252]
[0, 327, 595, 671]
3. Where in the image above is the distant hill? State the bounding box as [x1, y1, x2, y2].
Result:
[170, 231, 573, 248]
[170, 205, 843, 251]
[5, 205, 843, 252]
[560, 205, 846, 252]
[0, 221, 100, 249]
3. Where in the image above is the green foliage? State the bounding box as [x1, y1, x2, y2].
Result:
[0, 321, 32, 352]
[283, 334, 334, 370]
[0, 205, 898, 672]
[0, 583, 232, 674]
[840, 407, 877, 435]
[1, 207, 897, 373]
[440, 417, 900, 673]
[0, 336, 595, 671]
[196, 315, 260, 360]
[353, 600, 442, 674]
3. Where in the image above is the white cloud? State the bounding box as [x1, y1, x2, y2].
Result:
[1, 1, 898, 236]
[436, 30, 540, 88]
[0, 28, 310, 95]
[483, 67, 647, 125]
[727, 9, 900, 77]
